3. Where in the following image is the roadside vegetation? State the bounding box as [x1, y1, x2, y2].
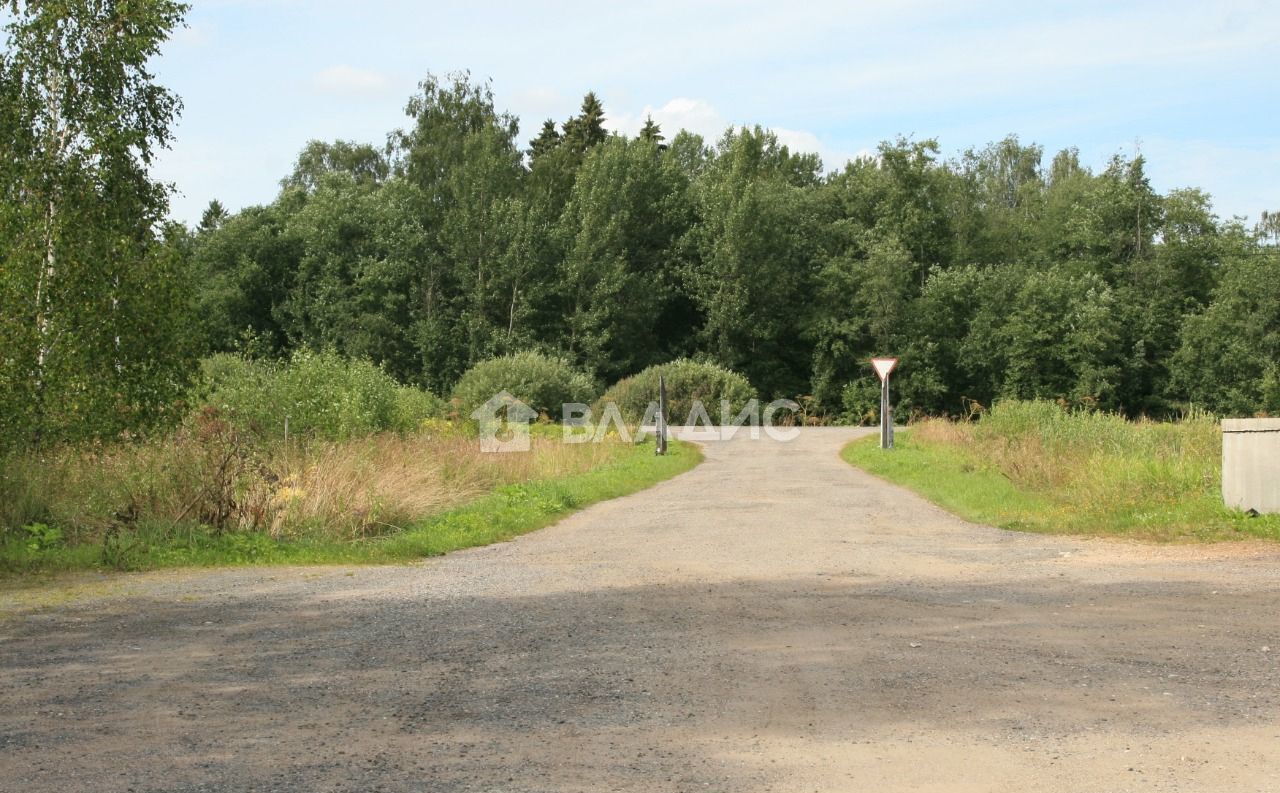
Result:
[1, 352, 700, 574]
[843, 400, 1280, 542]
[599, 359, 756, 424]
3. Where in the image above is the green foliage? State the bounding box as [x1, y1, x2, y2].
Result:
[451, 351, 597, 418]
[23, 522, 63, 552]
[188, 201, 299, 356]
[598, 358, 757, 424]
[556, 136, 693, 381]
[1173, 249, 1280, 416]
[388, 73, 528, 387]
[999, 267, 1121, 407]
[683, 126, 821, 398]
[840, 378, 882, 425]
[277, 175, 427, 381]
[0, 0, 194, 448]
[281, 139, 389, 193]
[810, 233, 915, 409]
[195, 350, 443, 440]
[175, 77, 1280, 422]
[5, 52, 1257, 439]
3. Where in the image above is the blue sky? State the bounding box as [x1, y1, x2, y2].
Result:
[152, 0, 1278, 226]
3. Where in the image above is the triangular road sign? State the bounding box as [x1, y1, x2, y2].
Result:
[871, 357, 898, 382]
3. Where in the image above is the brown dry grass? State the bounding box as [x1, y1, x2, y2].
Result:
[2, 414, 631, 544]
[270, 432, 627, 539]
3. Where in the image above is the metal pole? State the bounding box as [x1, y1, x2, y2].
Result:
[880, 376, 892, 449]
[656, 374, 668, 455]
[886, 375, 894, 449]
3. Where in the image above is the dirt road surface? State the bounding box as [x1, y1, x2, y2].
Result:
[2, 427, 1278, 792]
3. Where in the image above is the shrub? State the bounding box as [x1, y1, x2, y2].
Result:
[452, 351, 597, 419]
[194, 350, 442, 440]
[599, 358, 756, 424]
[841, 377, 882, 426]
[392, 386, 447, 433]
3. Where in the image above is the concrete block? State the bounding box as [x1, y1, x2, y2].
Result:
[1222, 418, 1280, 514]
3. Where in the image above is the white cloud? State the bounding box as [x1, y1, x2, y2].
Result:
[607, 97, 730, 142]
[312, 65, 391, 98]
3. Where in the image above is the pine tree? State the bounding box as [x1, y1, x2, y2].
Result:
[562, 91, 607, 153]
[199, 199, 229, 233]
[639, 116, 664, 144]
[529, 119, 562, 163]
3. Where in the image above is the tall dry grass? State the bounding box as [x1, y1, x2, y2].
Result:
[1, 409, 630, 544]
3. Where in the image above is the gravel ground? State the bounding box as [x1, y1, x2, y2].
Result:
[1, 426, 1278, 792]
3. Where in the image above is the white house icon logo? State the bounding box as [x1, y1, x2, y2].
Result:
[470, 390, 538, 453]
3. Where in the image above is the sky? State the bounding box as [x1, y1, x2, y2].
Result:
[151, 0, 1279, 226]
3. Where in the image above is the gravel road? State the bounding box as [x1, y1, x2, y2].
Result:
[2, 427, 1278, 792]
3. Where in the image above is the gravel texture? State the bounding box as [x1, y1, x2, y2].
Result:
[1, 426, 1278, 792]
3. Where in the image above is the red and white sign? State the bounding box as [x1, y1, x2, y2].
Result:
[870, 357, 898, 382]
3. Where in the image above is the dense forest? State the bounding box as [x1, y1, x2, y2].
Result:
[3, 2, 1279, 449]
[177, 74, 1280, 420]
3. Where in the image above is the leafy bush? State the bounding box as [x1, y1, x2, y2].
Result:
[841, 377, 882, 425]
[599, 358, 756, 424]
[392, 386, 445, 432]
[452, 351, 597, 419]
[194, 350, 442, 440]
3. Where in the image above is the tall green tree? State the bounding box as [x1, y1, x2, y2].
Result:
[953, 136, 1045, 265]
[1000, 267, 1122, 408]
[528, 119, 561, 164]
[809, 233, 915, 409]
[562, 91, 607, 154]
[0, 0, 192, 445]
[554, 135, 692, 381]
[188, 199, 301, 356]
[278, 175, 427, 381]
[1112, 189, 1226, 413]
[683, 127, 821, 398]
[1173, 248, 1280, 416]
[390, 72, 524, 388]
[639, 116, 664, 144]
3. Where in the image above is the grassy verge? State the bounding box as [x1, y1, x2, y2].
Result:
[1, 436, 700, 573]
[842, 400, 1280, 542]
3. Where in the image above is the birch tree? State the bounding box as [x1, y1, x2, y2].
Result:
[0, 0, 189, 445]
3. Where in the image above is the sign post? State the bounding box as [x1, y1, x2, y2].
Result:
[871, 357, 898, 450]
[656, 374, 668, 456]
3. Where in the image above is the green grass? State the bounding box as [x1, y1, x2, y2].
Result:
[842, 401, 1280, 542]
[843, 433, 1062, 534]
[1, 439, 701, 573]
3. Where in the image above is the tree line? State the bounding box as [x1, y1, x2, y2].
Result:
[3, 2, 1278, 448]
[181, 73, 1279, 420]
